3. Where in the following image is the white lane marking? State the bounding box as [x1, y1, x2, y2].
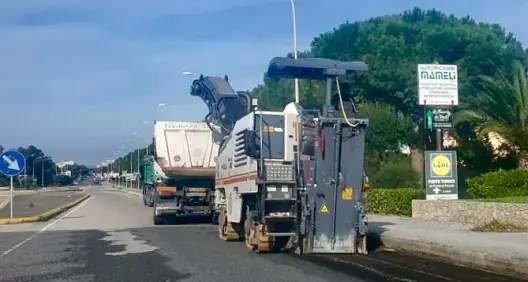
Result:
[0, 196, 93, 258]
[102, 190, 134, 198]
[329, 256, 416, 282]
[362, 255, 457, 281]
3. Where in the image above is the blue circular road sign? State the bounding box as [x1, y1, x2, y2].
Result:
[0, 150, 27, 177]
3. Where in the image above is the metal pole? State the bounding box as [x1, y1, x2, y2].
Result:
[436, 129, 442, 151]
[129, 153, 132, 189]
[433, 61, 442, 151]
[290, 0, 299, 103]
[41, 160, 44, 186]
[118, 160, 121, 188]
[137, 148, 140, 190]
[10, 176, 13, 218]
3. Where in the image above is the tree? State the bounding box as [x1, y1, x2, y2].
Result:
[309, 8, 527, 115]
[355, 102, 420, 187]
[454, 60, 528, 168]
[250, 7, 528, 177]
[112, 141, 153, 179]
[0, 145, 57, 188]
[356, 102, 418, 153]
[68, 164, 91, 180]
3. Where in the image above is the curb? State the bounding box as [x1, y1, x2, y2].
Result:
[378, 234, 528, 280]
[0, 194, 91, 225]
[0, 188, 84, 196]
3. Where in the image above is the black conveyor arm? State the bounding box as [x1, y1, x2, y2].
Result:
[190, 75, 250, 137]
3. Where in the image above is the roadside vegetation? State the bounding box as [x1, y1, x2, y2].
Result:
[472, 219, 528, 233]
[108, 8, 528, 217]
[0, 145, 91, 188]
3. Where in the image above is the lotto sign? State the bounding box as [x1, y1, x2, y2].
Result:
[424, 150, 459, 200]
[418, 64, 459, 106]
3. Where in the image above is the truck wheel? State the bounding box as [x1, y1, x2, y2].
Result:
[153, 207, 165, 225]
[211, 212, 219, 225]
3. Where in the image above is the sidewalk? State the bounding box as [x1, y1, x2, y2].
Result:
[369, 214, 528, 279]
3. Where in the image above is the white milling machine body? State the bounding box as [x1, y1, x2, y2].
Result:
[190, 56, 370, 254]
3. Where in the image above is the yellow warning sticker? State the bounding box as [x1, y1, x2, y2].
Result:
[342, 188, 353, 200]
[320, 203, 329, 213]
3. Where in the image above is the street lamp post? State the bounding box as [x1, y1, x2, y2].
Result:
[132, 132, 141, 190]
[290, 0, 300, 104]
[118, 158, 121, 187]
[143, 120, 150, 155]
[137, 148, 140, 190]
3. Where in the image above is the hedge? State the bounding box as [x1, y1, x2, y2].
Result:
[368, 188, 425, 217]
[466, 169, 528, 199]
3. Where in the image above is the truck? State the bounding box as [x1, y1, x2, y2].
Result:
[190, 56, 371, 255]
[142, 121, 219, 225]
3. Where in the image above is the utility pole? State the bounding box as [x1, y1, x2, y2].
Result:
[41, 160, 44, 186]
[129, 153, 132, 189]
[137, 148, 140, 190]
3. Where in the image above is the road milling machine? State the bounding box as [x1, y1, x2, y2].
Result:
[190, 57, 370, 255]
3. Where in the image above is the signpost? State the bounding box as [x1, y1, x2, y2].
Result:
[418, 64, 459, 106]
[424, 150, 458, 200]
[418, 63, 460, 201]
[424, 107, 453, 130]
[0, 150, 27, 218]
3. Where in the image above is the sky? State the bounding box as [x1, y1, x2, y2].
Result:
[0, 0, 526, 166]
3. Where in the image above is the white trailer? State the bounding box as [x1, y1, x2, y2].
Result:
[143, 121, 220, 225]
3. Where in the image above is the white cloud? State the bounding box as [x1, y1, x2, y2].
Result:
[0, 0, 287, 25]
[3, 0, 524, 165]
[0, 17, 303, 164]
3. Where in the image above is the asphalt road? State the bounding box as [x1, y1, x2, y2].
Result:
[0, 192, 86, 219]
[0, 185, 523, 282]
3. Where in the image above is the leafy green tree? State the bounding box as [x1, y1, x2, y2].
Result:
[310, 8, 527, 115]
[55, 175, 74, 186]
[67, 164, 91, 180]
[356, 102, 418, 153]
[0, 145, 57, 187]
[250, 7, 528, 178]
[454, 60, 528, 168]
[112, 141, 153, 179]
[369, 153, 420, 188]
[355, 102, 420, 187]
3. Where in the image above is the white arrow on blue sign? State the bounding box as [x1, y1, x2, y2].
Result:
[0, 150, 26, 177]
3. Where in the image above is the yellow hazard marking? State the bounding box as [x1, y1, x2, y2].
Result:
[342, 188, 353, 200]
[263, 125, 275, 133]
[320, 203, 329, 213]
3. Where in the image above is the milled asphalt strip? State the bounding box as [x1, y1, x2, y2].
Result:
[0, 196, 93, 258]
